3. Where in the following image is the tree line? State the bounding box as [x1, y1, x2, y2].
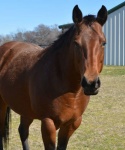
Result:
[0, 24, 61, 47]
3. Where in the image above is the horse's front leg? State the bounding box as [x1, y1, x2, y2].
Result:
[18, 116, 33, 150]
[57, 116, 82, 150]
[0, 98, 8, 150]
[41, 118, 56, 150]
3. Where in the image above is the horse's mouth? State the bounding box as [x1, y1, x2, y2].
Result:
[83, 88, 99, 96]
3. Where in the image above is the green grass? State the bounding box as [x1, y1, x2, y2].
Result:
[8, 66, 125, 150]
[101, 66, 125, 76]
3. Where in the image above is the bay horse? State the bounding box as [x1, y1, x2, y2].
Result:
[0, 5, 107, 150]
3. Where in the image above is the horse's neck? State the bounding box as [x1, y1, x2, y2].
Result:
[56, 44, 82, 92]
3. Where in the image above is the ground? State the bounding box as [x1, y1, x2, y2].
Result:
[8, 66, 125, 150]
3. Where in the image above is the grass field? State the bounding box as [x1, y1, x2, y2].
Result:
[7, 66, 125, 150]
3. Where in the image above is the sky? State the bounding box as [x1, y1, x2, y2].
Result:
[0, 0, 124, 35]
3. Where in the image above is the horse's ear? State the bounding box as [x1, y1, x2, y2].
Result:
[72, 5, 83, 24]
[97, 5, 108, 26]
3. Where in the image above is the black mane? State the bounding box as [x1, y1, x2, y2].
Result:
[83, 15, 96, 25]
[50, 25, 75, 50]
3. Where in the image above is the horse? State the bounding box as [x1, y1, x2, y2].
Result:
[0, 5, 107, 150]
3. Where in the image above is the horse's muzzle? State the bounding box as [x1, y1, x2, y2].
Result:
[81, 76, 101, 95]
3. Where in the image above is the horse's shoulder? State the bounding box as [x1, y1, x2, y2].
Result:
[0, 41, 45, 74]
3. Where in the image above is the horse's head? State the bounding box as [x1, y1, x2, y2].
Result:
[72, 5, 107, 95]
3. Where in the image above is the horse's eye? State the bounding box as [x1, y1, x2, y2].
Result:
[102, 42, 106, 47]
[74, 42, 81, 49]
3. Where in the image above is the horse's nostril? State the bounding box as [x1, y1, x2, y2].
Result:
[91, 77, 101, 89]
[81, 76, 101, 89]
[81, 76, 89, 88]
[96, 77, 101, 88]
[95, 82, 99, 89]
[81, 76, 101, 95]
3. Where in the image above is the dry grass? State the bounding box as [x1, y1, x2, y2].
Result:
[7, 66, 125, 150]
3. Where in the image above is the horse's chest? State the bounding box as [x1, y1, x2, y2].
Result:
[53, 94, 89, 124]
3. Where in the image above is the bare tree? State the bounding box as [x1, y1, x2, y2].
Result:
[0, 34, 13, 45]
[13, 32, 24, 42]
[0, 24, 61, 46]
